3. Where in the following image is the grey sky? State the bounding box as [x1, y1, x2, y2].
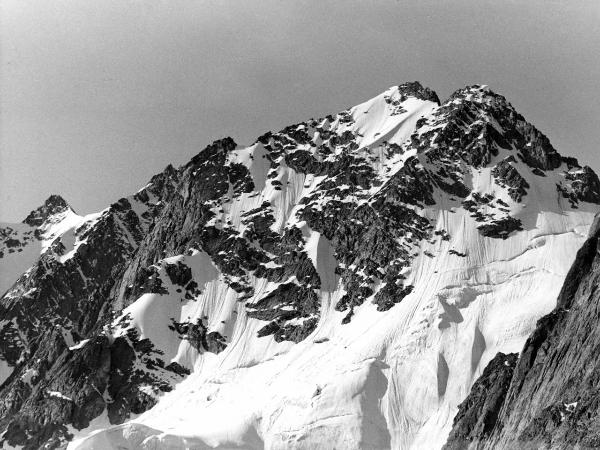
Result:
[1, 0, 599, 222]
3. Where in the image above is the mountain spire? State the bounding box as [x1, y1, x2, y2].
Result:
[22, 194, 73, 227]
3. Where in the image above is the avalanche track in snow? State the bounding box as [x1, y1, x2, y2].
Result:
[1, 82, 599, 450]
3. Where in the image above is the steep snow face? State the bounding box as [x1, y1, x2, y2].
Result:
[70, 84, 600, 450]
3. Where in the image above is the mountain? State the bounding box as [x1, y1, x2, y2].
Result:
[443, 215, 600, 449]
[1, 82, 598, 450]
[0, 195, 83, 295]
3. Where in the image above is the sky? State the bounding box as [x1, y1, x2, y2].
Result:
[1, 0, 599, 221]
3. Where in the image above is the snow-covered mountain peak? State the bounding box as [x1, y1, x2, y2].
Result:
[23, 194, 74, 227]
[0, 195, 87, 296]
[1, 82, 600, 450]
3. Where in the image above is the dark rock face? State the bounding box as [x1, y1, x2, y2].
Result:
[396, 81, 441, 104]
[564, 166, 600, 206]
[164, 261, 193, 287]
[0, 333, 109, 450]
[516, 132, 562, 171]
[443, 215, 600, 449]
[23, 195, 72, 227]
[443, 352, 518, 450]
[169, 319, 227, 354]
[247, 283, 320, 342]
[420, 85, 560, 172]
[0, 327, 185, 450]
[477, 216, 523, 239]
[492, 157, 530, 202]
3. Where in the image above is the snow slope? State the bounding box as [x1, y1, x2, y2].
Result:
[70, 84, 600, 449]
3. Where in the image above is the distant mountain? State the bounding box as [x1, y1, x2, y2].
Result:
[1, 82, 598, 449]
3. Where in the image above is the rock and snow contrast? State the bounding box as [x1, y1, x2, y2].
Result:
[1, 82, 599, 449]
[444, 216, 600, 449]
